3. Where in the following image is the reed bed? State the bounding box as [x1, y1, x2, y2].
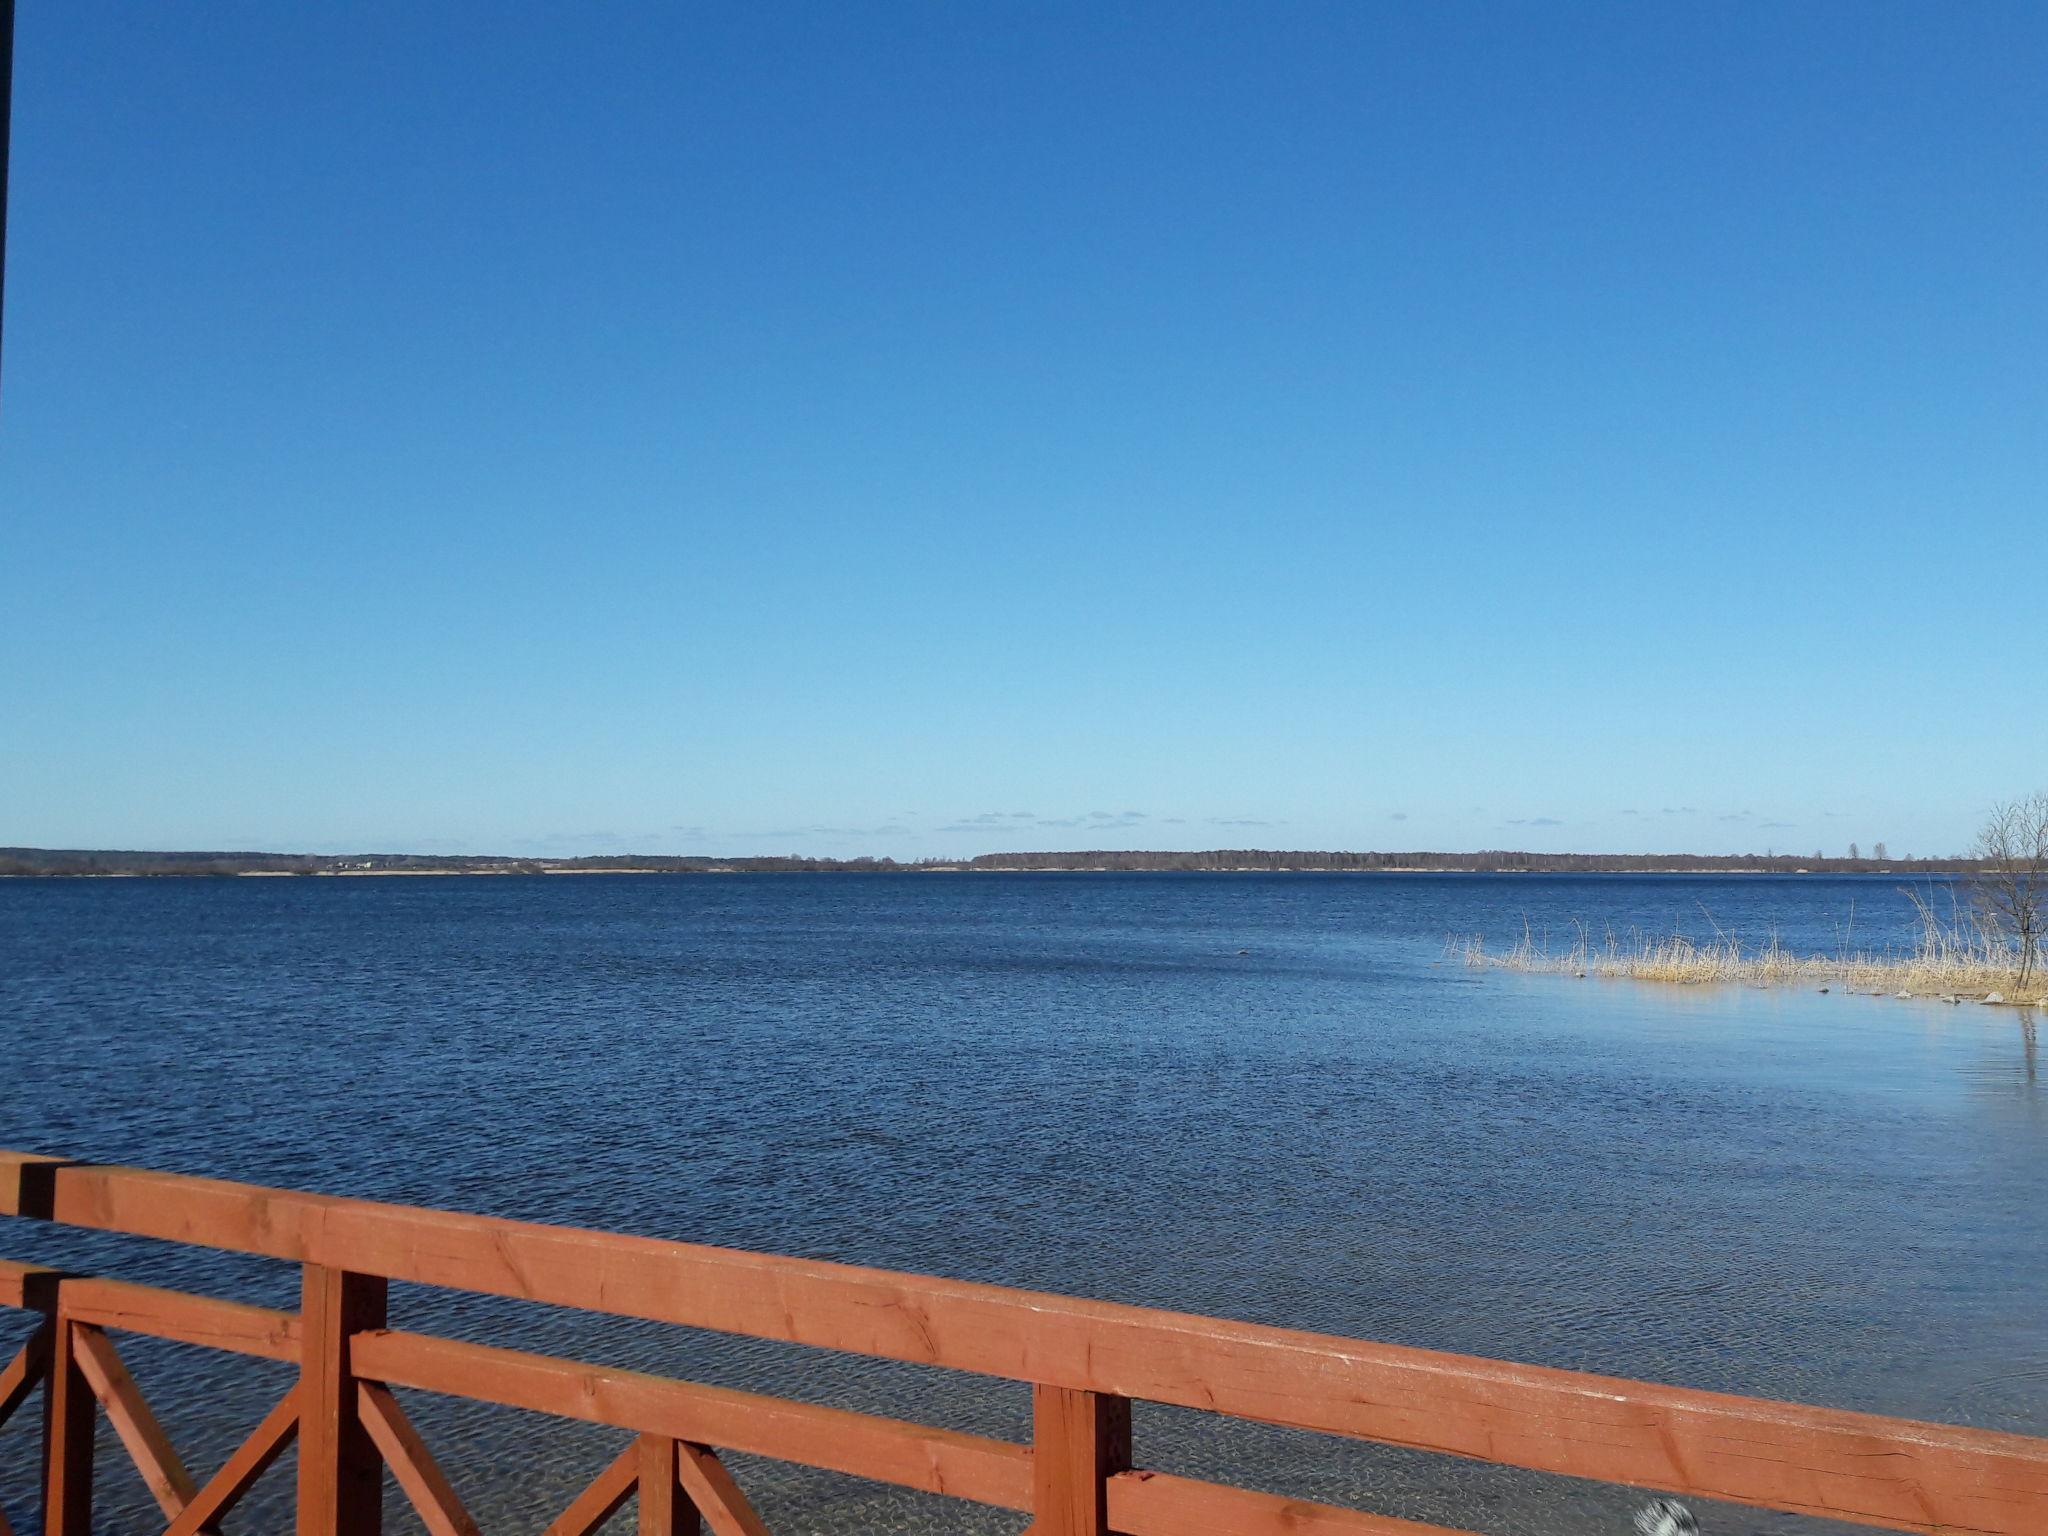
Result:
[1457, 902, 2046, 1004]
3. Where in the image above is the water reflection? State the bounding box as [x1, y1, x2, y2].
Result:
[1956, 1006, 2042, 1117]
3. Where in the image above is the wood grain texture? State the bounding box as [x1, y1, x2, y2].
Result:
[638, 1435, 698, 1536]
[40, 1317, 94, 1536]
[62, 1276, 300, 1361]
[0, 1262, 294, 1360]
[351, 1327, 1033, 1510]
[298, 1266, 387, 1536]
[357, 1381, 481, 1536]
[1033, 1385, 1130, 1536]
[673, 1443, 772, 1536]
[0, 1257, 61, 1312]
[7, 1152, 2048, 1534]
[69, 1323, 201, 1519]
[539, 1444, 641, 1536]
[1108, 1469, 1478, 1536]
[162, 1388, 303, 1536]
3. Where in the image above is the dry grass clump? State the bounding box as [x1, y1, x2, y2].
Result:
[1457, 897, 2047, 1004]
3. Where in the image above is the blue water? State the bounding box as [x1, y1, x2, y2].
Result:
[0, 873, 2041, 1536]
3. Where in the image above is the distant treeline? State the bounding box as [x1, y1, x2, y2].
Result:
[964, 849, 1975, 874]
[0, 849, 919, 877]
[0, 846, 1980, 878]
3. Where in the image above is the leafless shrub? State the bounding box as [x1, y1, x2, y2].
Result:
[1971, 792, 2048, 990]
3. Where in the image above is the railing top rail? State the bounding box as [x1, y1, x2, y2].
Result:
[6, 1150, 2047, 1535]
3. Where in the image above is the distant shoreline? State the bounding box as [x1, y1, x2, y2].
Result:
[0, 846, 1983, 879]
[5, 871, 1965, 883]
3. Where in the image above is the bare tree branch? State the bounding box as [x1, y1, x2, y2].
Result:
[1972, 792, 2048, 990]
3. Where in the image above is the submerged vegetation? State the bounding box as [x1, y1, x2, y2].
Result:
[1460, 890, 2047, 1005]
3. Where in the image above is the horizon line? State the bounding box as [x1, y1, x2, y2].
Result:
[0, 843, 1973, 868]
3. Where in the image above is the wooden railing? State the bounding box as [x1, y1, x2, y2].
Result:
[1, 1151, 2044, 1536]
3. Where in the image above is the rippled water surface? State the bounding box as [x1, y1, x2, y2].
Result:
[1, 873, 2043, 1536]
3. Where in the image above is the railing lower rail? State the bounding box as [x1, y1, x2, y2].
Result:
[1, 1151, 2043, 1536]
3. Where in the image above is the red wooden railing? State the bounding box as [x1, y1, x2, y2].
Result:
[2, 1150, 2044, 1536]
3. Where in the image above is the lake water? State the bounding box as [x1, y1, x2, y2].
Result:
[1, 873, 2042, 1536]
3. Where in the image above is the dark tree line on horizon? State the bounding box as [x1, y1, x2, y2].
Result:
[959, 848, 1975, 874]
[0, 846, 1983, 878]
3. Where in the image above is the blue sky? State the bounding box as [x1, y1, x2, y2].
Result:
[3, 3, 2043, 859]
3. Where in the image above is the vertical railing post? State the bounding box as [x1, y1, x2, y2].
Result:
[636, 1434, 699, 1536]
[1031, 1384, 1131, 1536]
[297, 1266, 388, 1536]
[40, 1307, 93, 1536]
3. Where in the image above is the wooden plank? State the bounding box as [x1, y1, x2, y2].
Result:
[356, 1381, 482, 1536]
[0, 1322, 49, 1429]
[7, 1155, 2048, 1535]
[0, 1257, 61, 1311]
[673, 1442, 771, 1536]
[1108, 1470, 1478, 1536]
[69, 1322, 201, 1519]
[1033, 1385, 1130, 1536]
[298, 1266, 387, 1536]
[0, 1155, 67, 1222]
[351, 1328, 1032, 1510]
[638, 1435, 698, 1536]
[163, 1388, 303, 1536]
[539, 1444, 641, 1536]
[0, 1263, 296, 1359]
[41, 1317, 95, 1536]
[62, 1276, 300, 1361]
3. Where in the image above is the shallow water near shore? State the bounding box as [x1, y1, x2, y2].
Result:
[1, 873, 2042, 1535]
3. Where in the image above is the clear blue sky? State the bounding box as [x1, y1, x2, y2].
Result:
[4, 3, 2042, 859]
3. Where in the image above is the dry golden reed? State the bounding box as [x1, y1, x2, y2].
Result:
[1457, 893, 2047, 1003]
